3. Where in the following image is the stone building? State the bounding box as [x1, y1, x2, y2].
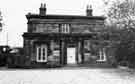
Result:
[22, 4, 115, 67]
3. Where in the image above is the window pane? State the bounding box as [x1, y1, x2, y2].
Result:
[42, 48, 46, 60]
[38, 48, 41, 60]
[61, 24, 70, 33]
[37, 45, 47, 62]
[101, 53, 104, 60]
[67, 24, 70, 33]
[65, 24, 66, 32]
[66, 25, 68, 32]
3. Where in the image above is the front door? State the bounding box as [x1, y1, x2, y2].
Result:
[67, 48, 76, 64]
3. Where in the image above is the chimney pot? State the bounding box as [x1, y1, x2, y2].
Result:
[39, 3, 47, 15]
[86, 5, 93, 16]
[44, 3, 46, 8]
[41, 3, 43, 8]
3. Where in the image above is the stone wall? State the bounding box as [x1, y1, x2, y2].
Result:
[27, 18, 104, 33]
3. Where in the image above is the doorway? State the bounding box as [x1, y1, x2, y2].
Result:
[67, 48, 76, 64]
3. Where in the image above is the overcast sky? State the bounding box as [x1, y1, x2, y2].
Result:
[0, 0, 105, 47]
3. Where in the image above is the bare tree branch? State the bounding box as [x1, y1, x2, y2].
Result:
[103, 0, 135, 29]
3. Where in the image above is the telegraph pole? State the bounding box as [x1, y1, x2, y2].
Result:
[0, 10, 2, 31]
[6, 32, 8, 46]
[0, 10, 2, 46]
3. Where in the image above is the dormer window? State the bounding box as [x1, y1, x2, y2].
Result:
[61, 24, 70, 33]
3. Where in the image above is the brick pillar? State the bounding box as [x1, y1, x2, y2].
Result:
[78, 40, 82, 64]
[60, 40, 65, 65]
[24, 39, 31, 66]
[81, 40, 84, 64]
[30, 40, 35, 61]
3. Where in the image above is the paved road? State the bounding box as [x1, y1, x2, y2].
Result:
[0, 68, 135, 84]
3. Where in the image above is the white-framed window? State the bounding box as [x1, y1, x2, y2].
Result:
[97, 48, 106, 62]
[61, 24, 70, 33]
[36, 45, 47, 62]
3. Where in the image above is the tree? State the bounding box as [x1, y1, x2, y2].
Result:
[103, 0, 135, 29]
[103, 0, 135, 68]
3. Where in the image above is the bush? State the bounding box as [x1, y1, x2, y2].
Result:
[115, 29, 135, 68]
[119, 61, 128, 66]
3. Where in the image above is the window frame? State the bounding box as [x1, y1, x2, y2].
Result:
[61, 24, 70, 33]
[36, 45, 47, 62]
[97, 48, 106, 62]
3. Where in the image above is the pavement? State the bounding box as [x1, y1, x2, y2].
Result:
[0, 67, 135, 84]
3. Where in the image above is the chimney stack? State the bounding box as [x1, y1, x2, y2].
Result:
[39, 3, 47, 15]
[86, 5, 93, 16]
